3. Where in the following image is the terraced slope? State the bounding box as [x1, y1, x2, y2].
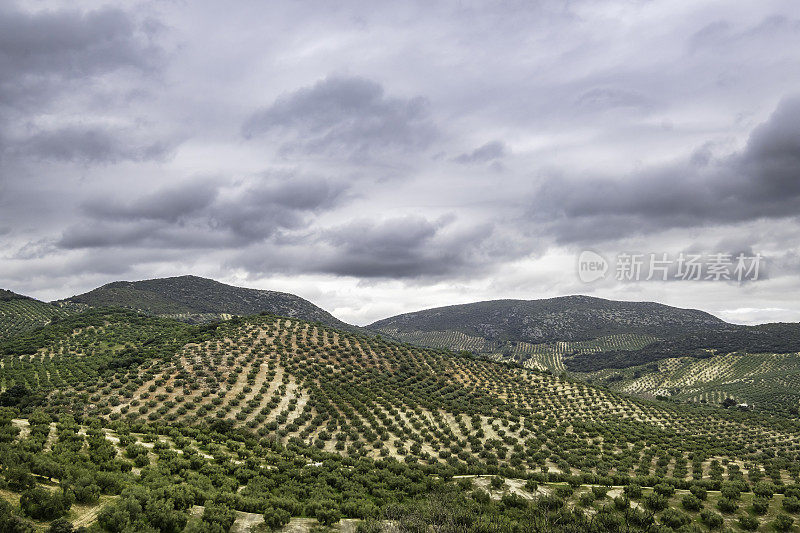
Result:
[4, 413, 799, 533]
[58, 275, 354, 330]
[2, 311, 800, 531]
[2, 311, 798, 480]
[584, 351, 800, 416]
[0, 290, 84, 341]
[492, 333, 659, 373]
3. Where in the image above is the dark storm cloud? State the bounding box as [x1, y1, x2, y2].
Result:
[242, 76, 437, 159]
[232, 215, 520, 280]
[211, 176, 350, 242]
[530, 96, 800, 244]
[453, 141, 506, 164]
[59, 222, 160, 249]
[0, 4, 169, 169]
[59, 174, 350, 250]
[14, 126, 172, 164]
[82, 182, 219, 223]
[0, 4, 158, 108]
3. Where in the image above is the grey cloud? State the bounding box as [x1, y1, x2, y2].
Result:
[575, 87, 652, 111]
[83, 182, 219, 223]
[242, 76, 437, 159]
[454, 141, 506, 164]
[59, 222, 161, 250]
[233, 215, 518, 280]
[212, 177, 349, 241]
[0, 5, 158, 108]
[690, 16, 800, 53]
[15, 126, 173, 164]
[530, 96, 800, 244]
[59, 174, 350, 250]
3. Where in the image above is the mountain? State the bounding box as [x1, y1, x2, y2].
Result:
[58, 275, 354, 330]
[1, 310, 799, 531]
[366, 295, 736, 367]
[368, 295, 727, 345]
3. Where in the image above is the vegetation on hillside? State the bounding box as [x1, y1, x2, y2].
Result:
[564, 322, 800, 372]
[1, 310, 799, 530]
[584, 351, 800, 416]
[0, 296, 85, 342]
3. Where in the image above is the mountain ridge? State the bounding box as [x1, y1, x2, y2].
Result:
[56, 274, 356, 330]
[367, 295, 730, 344]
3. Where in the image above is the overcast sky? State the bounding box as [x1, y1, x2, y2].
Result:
[1, 0, 800, 325]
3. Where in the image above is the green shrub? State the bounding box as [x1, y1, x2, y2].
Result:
[660, 508, 690, 530]
[202, 502, 235, 532]
[717, 497, 739, 514]
[773, 513, 794, 532]
[5, 468, 36, 492]
[644, 493, 668, 512]
[614, 496, 630, 511]
[20, 487, 73, 520]
[738, 515, 759, 531]
[47, 519, 75, 533]
[754, 481, 776, 499]
[700, 509, 723, 529]
[752, 497, 770, 515]
[654, 483, 675, 497]
[624, 483, 642, 499]
[0, 498, 35, 533]
[783, 496, 800, 513]
[721, 481, 741, 500]
[578, 492, 595, 507]
[315, 506, 341, 526]
[682, 493, 703, 511]
[263, 507, 290, 530]
[554, 485, 573, 498]
[690, 485, 708, 501]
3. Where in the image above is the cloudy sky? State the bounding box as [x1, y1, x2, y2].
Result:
[1, 0, 800, 325]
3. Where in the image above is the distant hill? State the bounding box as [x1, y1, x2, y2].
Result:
[368, 295, 728, 345]
[58, 275, 355, 330]
[369, 295, 798, 362]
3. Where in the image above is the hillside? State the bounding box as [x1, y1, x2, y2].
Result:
[0, 289, 31, 302]
[0, 290, 84, 341]
[584, 350, 800, 417]
[1, 311, 800, 531]
[563, 322, 800, 372]
[59, 275, 354, 330]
